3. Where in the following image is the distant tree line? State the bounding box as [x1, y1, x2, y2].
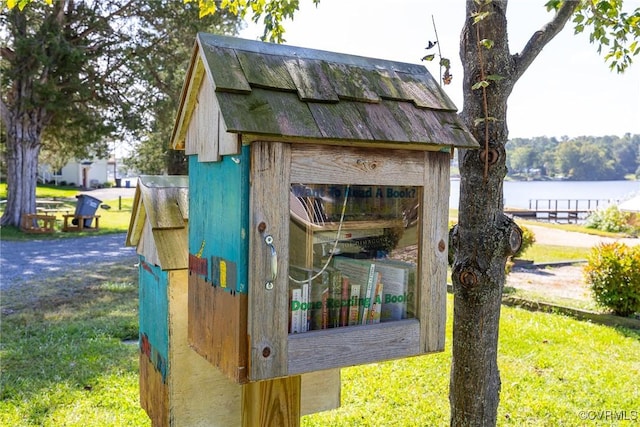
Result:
[505, 134, 640, 180]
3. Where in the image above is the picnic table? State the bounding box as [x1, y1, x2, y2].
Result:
[36, 199, 73, 215]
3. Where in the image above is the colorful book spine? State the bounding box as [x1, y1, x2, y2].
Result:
[368, 272, 383, 324]
[361, 263, 377, 325]
[348, 284, 361, 326]
[340, 276, 349, 327]
[329, 269, 342, 328]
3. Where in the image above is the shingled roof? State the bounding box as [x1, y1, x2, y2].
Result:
[171, 33, 478, 152]
[126, 176, 189, 270]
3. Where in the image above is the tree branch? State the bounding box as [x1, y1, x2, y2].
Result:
[512, 1, 580, 81]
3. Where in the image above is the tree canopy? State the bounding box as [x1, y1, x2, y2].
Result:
[507, 133, 640, 180]
[0, 1, 242, 226]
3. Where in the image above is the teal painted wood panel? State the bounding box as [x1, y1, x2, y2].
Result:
[188, 145, 250, 294]
[138, 256, 169, 382]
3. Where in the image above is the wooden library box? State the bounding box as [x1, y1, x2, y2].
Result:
[171, 33, 478, 384]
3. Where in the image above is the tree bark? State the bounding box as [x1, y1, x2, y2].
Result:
[1, 114, 43, 227]
[449, 1, 579, 425]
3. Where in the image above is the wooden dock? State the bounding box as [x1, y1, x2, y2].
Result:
[504, 199, 615, 223]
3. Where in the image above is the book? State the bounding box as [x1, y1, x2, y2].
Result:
[333, 257, 373, 324]
[368, 272, 383, 324]
[373, 260, 414, 322]
[290, 288, 302, 333]
[348, 284, 361, 326]
[301, 282, 309, 332]
[340, 276, 350, 327]
[361, 263, 377, 325]
[321, 288, 329, 329]
[328, 268, 342, 328]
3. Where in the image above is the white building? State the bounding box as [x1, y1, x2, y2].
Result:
[39, 157, 116, 188]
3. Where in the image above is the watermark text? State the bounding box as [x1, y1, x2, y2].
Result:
[579, 410, 638, 422]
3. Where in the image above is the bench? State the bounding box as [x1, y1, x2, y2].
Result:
[20, 213, 56, 234]
[62, 214, 100, 232]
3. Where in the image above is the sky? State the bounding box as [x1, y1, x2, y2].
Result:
[239, 0, 640, 139]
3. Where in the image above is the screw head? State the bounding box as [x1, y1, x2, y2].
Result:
[265, 281, 274, 290]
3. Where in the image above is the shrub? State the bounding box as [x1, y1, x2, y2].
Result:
[585, 205, 630, 233]
[513, 224, 535, 259]
[584, 243, 640, 317]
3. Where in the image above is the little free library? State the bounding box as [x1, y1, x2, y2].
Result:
[130, 33, 478, 426]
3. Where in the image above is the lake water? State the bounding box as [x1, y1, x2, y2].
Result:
[449, 180, 640, 210]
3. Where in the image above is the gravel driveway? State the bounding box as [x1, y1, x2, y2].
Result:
[0, 233, 137, 288]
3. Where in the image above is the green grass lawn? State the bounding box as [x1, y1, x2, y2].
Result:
[0, 260, 146, 426]
[518, 243, 591, 263]
[2, 185, 637, 425]
[1, 259, 638, 426]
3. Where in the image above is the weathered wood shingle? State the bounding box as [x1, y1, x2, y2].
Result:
[126, 176, 189, 270]
[172, 33, 478, 152]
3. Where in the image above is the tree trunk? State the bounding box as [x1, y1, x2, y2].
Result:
[449, 1, 579, 424]
[1, 120, 42, 227]
[449, 1, 519, 425]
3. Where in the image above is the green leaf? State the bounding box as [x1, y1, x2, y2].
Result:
[596, 1, 611, 13]
[472, 80, 489, 90]
[545, 0, 562, 11]
[472, 11, 491, 24]
[486, 74, 504, 81]
[480, 38, 494, 49]
[421, 54, 436, 62]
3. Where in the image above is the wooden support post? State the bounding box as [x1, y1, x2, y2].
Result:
[242, 376, 301, 427]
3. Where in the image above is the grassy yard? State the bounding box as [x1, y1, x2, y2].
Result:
[0, 260, 146, 426]
[2, 187, 638, 425]
[1, 259, 638, 426]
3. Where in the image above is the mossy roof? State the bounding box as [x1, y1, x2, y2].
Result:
[172, 33, 478, 150]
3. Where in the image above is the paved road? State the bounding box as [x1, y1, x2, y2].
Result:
[76, 184, 137, 202]
[0, 233, 137, 288]
[1, 186, 140, 288]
